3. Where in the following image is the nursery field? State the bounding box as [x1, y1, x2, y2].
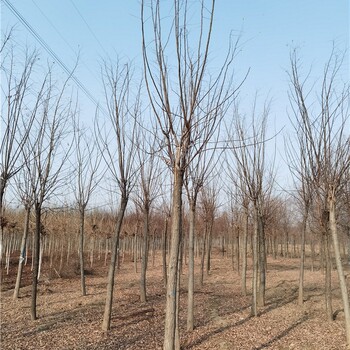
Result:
[1, 252, 349, 349]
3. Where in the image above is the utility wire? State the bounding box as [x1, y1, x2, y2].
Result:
[31, 0, 102, 91]
[69, 0, 109, 58]
[31, 0, 78, 58]
[2, 0, 108, 116]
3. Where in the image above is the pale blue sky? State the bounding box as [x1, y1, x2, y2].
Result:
[2, 1, 348, 117]
[1, 0, 349, 193]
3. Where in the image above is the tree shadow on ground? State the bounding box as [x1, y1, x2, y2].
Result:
[183, 315, 253, 349]
[85, 333, 156, 350]
[260, 291, 298, 317]
[110, 307, 155, 330]
[268, 262, 300, 271]
[184, 288, 300, 349]
[254, 315, 308, 350]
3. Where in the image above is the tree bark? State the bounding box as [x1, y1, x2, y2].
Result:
[310, 237, 315, 272]
[241, 208, 248, 296]
[329, 196, 350, 347]
[257, 213, 266, 307]
[102, 197, 128, 331]
[79, 208, 87, 296]
[324, 230, 333, 321]
[163, 167, 183, 350]
[298, 211, 307, 305]
[200, 225, 207, 286]
[0, 183, 5, 267]
[251, 206, 259, 316]
[234, 225, 240, 273]
[31, 204, 41, 320]
[175, 240, 181, 350]
[205, 218, 213, 275]
[140, 207, 150, 303]
[13, 205, 30, 299]
[162, 217, 168, 287]
[347, 229, 350, 266]
[187, 200, 196, 331]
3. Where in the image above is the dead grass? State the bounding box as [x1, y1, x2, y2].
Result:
[1, 253, 349, 349]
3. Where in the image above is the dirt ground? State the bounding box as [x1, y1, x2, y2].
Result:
[1, 252, 349, 349]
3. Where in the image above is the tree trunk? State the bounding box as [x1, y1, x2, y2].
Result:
[234, 225, 240, 273]
[175, 240, 181, 350]
[31, 204, 41, 320]
[162, 217, 168, 287]
[140, 207, 150, 303]
[102, 197, 128, 331]
[0, 183, 5, 265]
[251, 206, 259, 316]
[272, 231, 277, 260]
[59, 239, 64, 273]
[298, 211, 308, 305]
[104, 238, 109, 266]
[324, 230, 333, 321]
[257, 213, 266, 307]
[187, 201, 195, 331]
[329, 196, 350, 347]
[221, 235, 225, 258]
[284, 230, 289, 258]
[38, 241, 43, 280]
[163, 167, 183, 350]
[13, 205, 30, 299]
[310, 237, 315, 272]
[241, 207, 248, 296]
[5, 234, 12, 275]
[205, 218, 213, 275]
[200, 226, 207, 286]
[79, 208, 87, 296]
[134, 234, 138, 273]
[320, 234, 326, 272]
[90, 236, 94, 268]
[347, 229, 350, 266]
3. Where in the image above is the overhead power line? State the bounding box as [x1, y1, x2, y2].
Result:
[69, 0, 109, 57]
[30, 0, 102, 90]
[2, 0, 107, 116]
[31, 0, 78, 58]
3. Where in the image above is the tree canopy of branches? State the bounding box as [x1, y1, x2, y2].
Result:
[289, 46, 350, 346]
[98, 60, 141, 331]
[1, 37, 38, 259]
[226, 100, 275, 315]
[73, 120, 103, 296]
[23, 66, 74, 320]
[141, 0, 242, 348]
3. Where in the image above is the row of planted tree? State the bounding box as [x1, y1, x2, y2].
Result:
[1, 1, 350, 349]
[3, 203, 350, 290]
[4, 202, 348, 273]
[3, 193, 350, 314]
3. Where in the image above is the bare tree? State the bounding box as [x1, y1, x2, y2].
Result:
[200, 183, 219, 282]
[184, 145, 217, 331]
[285, 129, 313, 305]
[159, 190, 172, 287]
[12, 166, 34, 299]
[98, 60, 140, 331]
[0, 27, 13, 54]
[340, 179, 350, 265]
[141, 1, 240, 347]
[73, 121, 103, 296]
[289, 47, 350, 346]
[226, 100, 274, 315]
[224, 173, 250, 295]
[1, 40, 38, 259]
[133, 125, 161, 303]
[23, 67, 74, 320]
